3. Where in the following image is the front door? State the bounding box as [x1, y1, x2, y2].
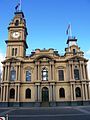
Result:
[42, 87, 49, 102]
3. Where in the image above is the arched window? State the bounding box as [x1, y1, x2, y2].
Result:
[42, 68, 48, 81]
[12, 48, 14, 56]
[73, 49, 76, 55]
[10, 68, 16, 81]
[58, 70, 64, 81]
[74, 69, 79, 80]
[10, 88, 15, 99]
[15, 20, 19, 26]
[26, 88, 31, 99]
[75, 87, 81, 97]
[26, 71, 31, 81]
[59, 88, 65, 98]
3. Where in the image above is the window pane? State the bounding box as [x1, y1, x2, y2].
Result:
[74, 69, 79, 80]
[15, 20, 19, 26]
[42, 68, 48, 81]
[73, 49, 76, 55]
[76, 87, 81, 97]
[15, 48, 17, 56]
[26, 71, 31, 81]
[12, 48, 14, 56]
[26, 88, 31, 98]
[58, 70, 64, 81]
[59, 88, 65, 98]
[10, 70, 16, 81]
[10, 89, 15, 99]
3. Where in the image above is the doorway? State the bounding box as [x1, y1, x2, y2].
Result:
[42, 87, 49, 102]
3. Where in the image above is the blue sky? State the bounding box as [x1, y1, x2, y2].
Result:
[0, 0, 90, 77]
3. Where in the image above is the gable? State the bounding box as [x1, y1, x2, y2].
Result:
[2, 57, 23, 64]
[67, 55, 88, 62]
[34, 55, 54, 62]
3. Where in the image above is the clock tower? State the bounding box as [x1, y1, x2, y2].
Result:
[5, 11, 28, 58]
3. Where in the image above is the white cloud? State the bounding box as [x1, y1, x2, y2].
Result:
[0, 52, 5, 72]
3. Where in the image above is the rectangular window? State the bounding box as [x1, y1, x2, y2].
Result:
[10, 70, 16, 81]
[74, 69, 79, 80]
[12, 48, 14, 56]
[42, 68, 48, 81]
[26, 71, 31, 81]
[15, 48, 17, 56]
[12, 48, 17, 56]
[58, 70, 64, 81]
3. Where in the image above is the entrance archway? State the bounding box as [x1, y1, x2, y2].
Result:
[42, 87, 49, 102]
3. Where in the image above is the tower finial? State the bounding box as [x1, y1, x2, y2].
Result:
[66, 23, 72, 37]
[20, 0, 22, 11]
[15, 0, 22, 12]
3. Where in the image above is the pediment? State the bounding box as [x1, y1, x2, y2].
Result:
[34, 55, 54, 62]
[2, 57, 23, 63]
[67, 55, 88, 62]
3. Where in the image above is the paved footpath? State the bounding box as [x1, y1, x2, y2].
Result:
[0, 106, 90, 120]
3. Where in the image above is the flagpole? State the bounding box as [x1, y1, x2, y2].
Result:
[69, 24, 72, 37]
[20, 0, 22, 11]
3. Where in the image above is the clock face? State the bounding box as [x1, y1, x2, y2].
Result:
[12, 32, 20, 38]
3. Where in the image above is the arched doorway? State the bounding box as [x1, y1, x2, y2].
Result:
[42, 87, 49, 102]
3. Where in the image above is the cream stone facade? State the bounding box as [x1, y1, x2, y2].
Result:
[0, 11, 90, 107]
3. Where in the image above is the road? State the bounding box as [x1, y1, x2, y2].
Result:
[0, 106, 90, 120]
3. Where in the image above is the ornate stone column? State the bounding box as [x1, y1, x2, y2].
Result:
[6, 85, 9, 102]
[52, 85, 56, 101]
[35, 62, 38, 80]
[19, 65, 21, 81]
[39, 85, 41, 102]
[69, 64, 72, 80]
[37, 85, 40, 101]
[15, 85, 17, 102]
[80, 63, 82, 80]
[87, 84, 90, 99]
[72, 64, 74, 80]
[85, 64, 88, 80]
[70, 83, 73, 101]
[73, 84, 76, 101]
[49, 63, 51, 80]
[2, 66, 5, 81]
[82, 83, 85, 100]
[17, 85, 20, 102]
[3, 86, 5, 101]
[4, 66, 7, 81]
[16, 65, 18, 81]
[49, 85, 52, 101]
[1, 85, 3, 101]
[83, 64, 86, 79]
[35, 85, 38, 101]
[85, 84, 88, 100]
[38, 62, 40, 80]
[52, 64, 55, 80]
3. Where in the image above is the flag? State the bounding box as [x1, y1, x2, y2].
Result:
[15, 3, 20, 11]
[66, 24, 70, 35]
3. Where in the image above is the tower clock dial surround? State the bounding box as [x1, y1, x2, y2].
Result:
[12, 32, 20, 38]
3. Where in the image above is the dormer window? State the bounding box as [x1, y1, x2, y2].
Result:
[15, 20, 19, 26]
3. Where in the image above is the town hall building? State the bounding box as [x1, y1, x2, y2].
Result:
[0, 10, 90, 107]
